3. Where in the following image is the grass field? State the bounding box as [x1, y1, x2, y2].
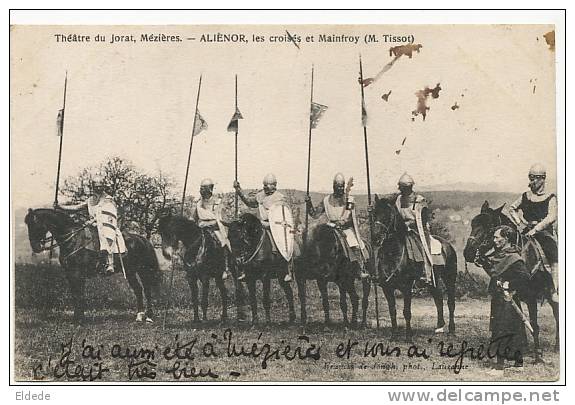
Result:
[13, 269, 560, 383]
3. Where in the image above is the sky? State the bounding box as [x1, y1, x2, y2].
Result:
[10, 24, 557, 208]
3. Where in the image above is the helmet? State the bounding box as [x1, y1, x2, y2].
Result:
[528, 164, 546, 177]
[333, 173, 345, 185]
[200, 178, 214, 187]
[263, 173, 277, 185]
[398, 173, 415, 186]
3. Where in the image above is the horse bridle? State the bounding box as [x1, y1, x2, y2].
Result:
[469, 214, 502, 266]
[372, 207, 397, 248]
[28, 211, 93, 257]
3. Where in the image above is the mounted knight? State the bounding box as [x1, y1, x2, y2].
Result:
[234, 173, 295, 282]
[54, 174, 126, 275]
[509, 163, 558, 302]
[305, 172, 369, 279]
[380, 173, 442, 286]
[192, 178, 233, 280]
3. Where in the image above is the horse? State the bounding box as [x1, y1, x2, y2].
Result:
[296, 224, 371, 329]
[371, 196, 458, 341]
[462, 201, 559, 360]
[24, 208, 161, 323]
[227, 213, 296, 325]
[158, 214, 242, 324]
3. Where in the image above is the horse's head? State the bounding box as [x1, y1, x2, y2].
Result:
[157, 214, 201, 261]
[24, 208, 51, 253]
[463, 201, 507, 262]
[227, 213, 261, 252]
[371, 195, 405, 246]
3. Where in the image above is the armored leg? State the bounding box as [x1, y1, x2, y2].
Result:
[105, 253, 114, 275]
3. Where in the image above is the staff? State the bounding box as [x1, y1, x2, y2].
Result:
[180, 75, 203, 215]
[163, 75, 203, 330]
[304, 66, 314, 246]
[50, 72, 68, 260]
[359, 55, 381, 329]
[54, 72, 68, 206]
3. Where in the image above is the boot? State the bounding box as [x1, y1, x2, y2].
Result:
[284, 262, 294, 282]
[551, 263, 559, 303]
[105, 253, 115, 275]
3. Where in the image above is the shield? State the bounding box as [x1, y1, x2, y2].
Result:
[268, 203, 294, 262]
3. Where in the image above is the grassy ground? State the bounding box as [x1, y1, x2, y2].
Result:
[13, 274, 559, 383]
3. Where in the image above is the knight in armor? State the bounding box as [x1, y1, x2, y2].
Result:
[305, 173, 370, 279]
[234, 173, 294, 282]
[382, 173, 434, 284]
[54, 174, 126, 275]
[192, 178, 233, 280]
[509, 163, 558, 302]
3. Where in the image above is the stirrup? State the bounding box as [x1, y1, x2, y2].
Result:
[104, 265, 115, 275]
[284, 274, 293, 282]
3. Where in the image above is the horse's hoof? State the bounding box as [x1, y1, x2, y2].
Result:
[136, 312, 145, 322]
[434, 326, 445, 334]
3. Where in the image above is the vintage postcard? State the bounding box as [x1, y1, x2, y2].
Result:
[10, 19, 563, 384]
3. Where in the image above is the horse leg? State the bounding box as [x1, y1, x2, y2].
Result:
[279, 278, 296, 324]
[346, 276, 359, 329]
[550, 300, 560, 352]
[361, 279, 371, 328]
[126, 269, 145, 322]
[201, 277, 210, 322]
[526, 299, 543, 363]
[429, 281, 446, 333]
[383, 286, 398, 338]
[317, 278, 331, 324]
[67, 268, 86, 324]
[141, 268, 156, 322]
[187, 272, 200, 323]
[262, 277, 272, 325]
[215, 276, 228, 323]
[234, 277, 248, 323]
[402, 287, 414, 343]
[248, 278, 258, 325]
[297, 276, 307, 326]
[337, 282, 349, 325]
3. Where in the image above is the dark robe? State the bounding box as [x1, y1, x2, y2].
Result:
[484, 246, 530, 364]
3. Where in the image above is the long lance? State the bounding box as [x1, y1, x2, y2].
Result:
[359, 55, 381, 330]
[234, 74, 239, 218]
[54, 71, 68, 206]
[163, 75, 202, 330]
[180, 75, 203, 216]
[50, 72, 68, 260]
[304, 65, 314, 247]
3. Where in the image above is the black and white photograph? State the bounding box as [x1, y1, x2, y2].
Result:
[9, 14, 564, 385]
